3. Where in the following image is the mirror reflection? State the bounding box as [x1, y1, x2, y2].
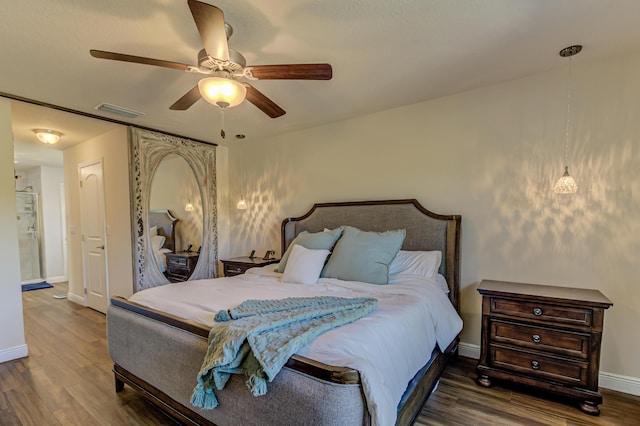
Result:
[130, 127, 217, 292]
[149, 154, 203, 282]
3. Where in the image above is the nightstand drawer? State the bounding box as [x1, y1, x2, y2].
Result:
[490, 298, 593, 327]
[491, 320, 589, 359]
[490, 345, 588, 386]
[168, 257, 189, 267]
[220, 257, 280, 277]
[223, 264, 246, 276]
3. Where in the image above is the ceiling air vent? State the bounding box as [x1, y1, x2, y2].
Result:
[94, 102, 144, 119]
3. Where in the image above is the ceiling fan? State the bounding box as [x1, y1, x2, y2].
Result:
[90, 0, 332, 125]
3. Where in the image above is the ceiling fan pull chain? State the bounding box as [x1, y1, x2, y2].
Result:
[220, 107, 226, 139]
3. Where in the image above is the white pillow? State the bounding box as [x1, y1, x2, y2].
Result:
[151, 235, 166, 251]
[150, 226, 158, 236]
[388, 250, 442, 280]
[282, 245, 331, 285]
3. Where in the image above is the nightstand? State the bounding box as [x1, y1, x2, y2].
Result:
[220, 256, 279, 277]
[476, 280, 612, 415]
[165, 252, 199, 282]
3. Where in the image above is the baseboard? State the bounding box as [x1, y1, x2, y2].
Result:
[599, 371, 640, 396]
[0, 344, 28, 363]
[458, 341, 480, 359]
[47, 276, 67, 284]
[67, 292, 86, 305]
[458, 341, 640, 396]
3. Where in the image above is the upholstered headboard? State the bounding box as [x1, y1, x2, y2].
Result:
[281, 199, 461, 312]
[149, 209, 179, 252]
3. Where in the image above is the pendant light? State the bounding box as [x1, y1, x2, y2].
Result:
[553, 45, 581, 194]
[235, 134, 248, 210]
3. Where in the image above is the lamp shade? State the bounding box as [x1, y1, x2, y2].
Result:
[553, 166, 578, 194]
[236, 196, 248, 210]
[33, 129, 63, 144]
[198, 77, 246, 108]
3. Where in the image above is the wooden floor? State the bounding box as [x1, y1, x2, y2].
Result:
[1, 282, 638, 425]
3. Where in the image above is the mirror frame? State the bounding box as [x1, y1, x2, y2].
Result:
[129, 127, 218, 292]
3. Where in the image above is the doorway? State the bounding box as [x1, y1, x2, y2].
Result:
[15, 191, 43, 284]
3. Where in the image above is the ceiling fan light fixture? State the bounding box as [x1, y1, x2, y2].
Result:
[198, 77, 246, 108]
[33, 129, 63, 144]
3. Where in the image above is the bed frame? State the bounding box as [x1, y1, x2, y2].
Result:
[107, 199, 461, 425]
[149, 209, 178, 252]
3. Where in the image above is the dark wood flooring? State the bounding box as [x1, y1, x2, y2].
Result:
[1, 282, 638, 425]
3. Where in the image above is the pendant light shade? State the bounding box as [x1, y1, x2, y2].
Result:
[553, 166, 578, 194]
[236, 196, 248, 210]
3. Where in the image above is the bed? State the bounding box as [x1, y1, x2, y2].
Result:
[107, 199, 462, 425]
[148, 209, 178, 273]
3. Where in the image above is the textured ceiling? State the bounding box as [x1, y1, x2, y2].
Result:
[4, 0, 640, 167]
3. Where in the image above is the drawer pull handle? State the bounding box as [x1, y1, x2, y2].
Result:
[532, 334, 541, 343]
[235, 268, 242, 273]
[531, 360, 540, 370]
[533, 307, 543, 316]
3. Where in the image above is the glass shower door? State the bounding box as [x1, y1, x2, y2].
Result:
[16, 192, 43, 283]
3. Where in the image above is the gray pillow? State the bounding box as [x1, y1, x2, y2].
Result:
[321, 226, 406, 284]
[275, 227, 343, 273]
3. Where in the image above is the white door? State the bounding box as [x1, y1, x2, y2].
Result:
[79, 160, 108, 313]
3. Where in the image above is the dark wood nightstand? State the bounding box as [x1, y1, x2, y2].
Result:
[220, 256, 279, 277]
[476, 280, 612, 415]
[165, 252, 199, 282]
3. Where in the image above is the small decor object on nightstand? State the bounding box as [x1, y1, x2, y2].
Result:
[476, 280, 612, 415]
[262, 250, 276, 260]
[165, 251, 199, 282]
[221, 256, 279, 277]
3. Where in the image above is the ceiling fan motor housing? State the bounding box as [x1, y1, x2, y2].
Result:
[198, 48, 246, 72]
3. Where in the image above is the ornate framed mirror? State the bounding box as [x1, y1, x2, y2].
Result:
[129, 127, 217, 291]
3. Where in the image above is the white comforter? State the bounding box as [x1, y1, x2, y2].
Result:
[128, 266, 463, 426]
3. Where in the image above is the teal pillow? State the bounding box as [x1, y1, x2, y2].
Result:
[275, 227, 343, 273]
[321, 226, 406, 284]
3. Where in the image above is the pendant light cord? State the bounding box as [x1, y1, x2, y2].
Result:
[563, 56, 572, 168]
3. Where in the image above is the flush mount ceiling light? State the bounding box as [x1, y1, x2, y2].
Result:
[553, 44, 581, 195]
[33, 129, 63, 145]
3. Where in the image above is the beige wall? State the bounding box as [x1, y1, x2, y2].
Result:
[0, 99, 27, 362]
[225, 52, 640, 381]
[39, 165, 66, 281]
[64, 126, 134, 301]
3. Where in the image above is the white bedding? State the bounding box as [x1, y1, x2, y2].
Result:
[153, 248, 172, 273]
[128, 265, 463, 426]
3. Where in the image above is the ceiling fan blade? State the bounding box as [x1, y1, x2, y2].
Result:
[170, 85, 202, 110]
[245, 85, 286, 118]
[90, 49, 191, 71]
[248, 64, 332, 80]
[188, 0, 229, 62]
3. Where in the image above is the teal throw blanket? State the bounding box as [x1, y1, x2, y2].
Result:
[191, 296, 378, 409]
